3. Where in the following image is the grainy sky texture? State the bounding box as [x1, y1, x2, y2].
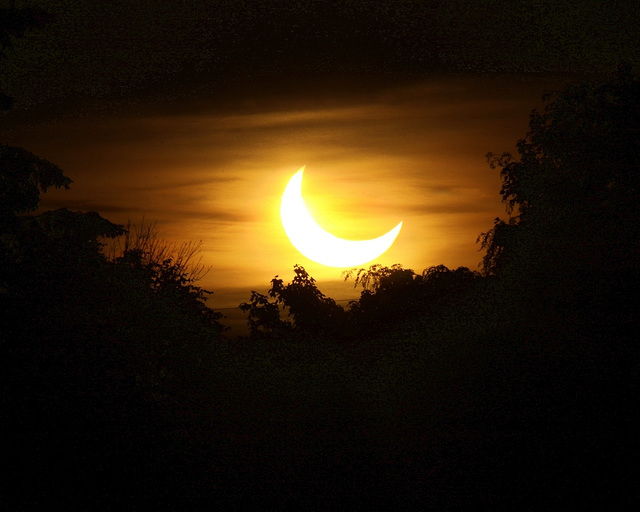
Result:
[1, 1, 638, 328]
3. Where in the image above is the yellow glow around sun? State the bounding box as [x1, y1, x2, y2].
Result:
[280, 167, 402, 268]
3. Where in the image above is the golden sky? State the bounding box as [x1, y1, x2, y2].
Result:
[1, 74, 573, 323]
[1, 1, 637, 336]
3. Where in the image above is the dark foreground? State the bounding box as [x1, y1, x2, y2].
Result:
[5, 320, 636, 511]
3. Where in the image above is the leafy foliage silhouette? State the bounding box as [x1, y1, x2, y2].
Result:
[2, 157, 228, 506]
[240, 263, 481, 339]
[477, 65, 640, 339]
[342, 263, 480, 332]
[239, 289, 292, 337]
[0, 144, 71, 216]
[479, 65, 640, 278]
[240, 264, 346, 338]
[2, 17, 228, 495]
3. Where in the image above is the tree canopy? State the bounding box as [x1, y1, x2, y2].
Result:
[475, 66, 640, 343]
[240, 264, 346, 338]
[479, 65, 640, 279]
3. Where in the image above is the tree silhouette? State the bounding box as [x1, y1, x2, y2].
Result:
[343, 263, 412, 293]
[1, 144, 74, 295]
[2, 24, 228, 494]
[344, 263, 481, 332]
[270, 264, 346, 334]
[479, 65, 640, 275]
[240, 264, 346, 338]
[478, 65, 640, 339]
[0, 144, 71, 217]
[239, 289, 292, 337]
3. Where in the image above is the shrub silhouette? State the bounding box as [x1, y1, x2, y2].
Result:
[239, 289, 292, 337]
[240, 264, 346, 338]
[241, 263, 482, 338]
[2, 147, 229, 506]
[343, 263, 480, 332]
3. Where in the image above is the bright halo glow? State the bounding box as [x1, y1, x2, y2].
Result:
[280, 166, 402, 268]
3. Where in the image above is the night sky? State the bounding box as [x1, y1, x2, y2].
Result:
[2, 0, 639, 324]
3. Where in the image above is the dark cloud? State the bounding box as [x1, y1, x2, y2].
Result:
[36, 198, 144, 214]
[175, 208, 249, 224]
[404, 200, 497, 216]
[38, 194, 250, 225]
[2, 0, 638, 116]
[124, 175, 241, 193]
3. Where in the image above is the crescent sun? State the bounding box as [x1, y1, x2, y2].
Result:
[280, 167, 402, 268]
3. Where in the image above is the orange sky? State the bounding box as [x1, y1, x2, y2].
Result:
[1, 1, 636, 336]
[1, 73, 572, 328]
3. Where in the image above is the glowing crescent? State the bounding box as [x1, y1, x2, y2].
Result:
[280, 167, 402, 268]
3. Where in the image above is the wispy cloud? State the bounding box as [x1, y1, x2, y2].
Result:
[4, 74, 563, 301]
